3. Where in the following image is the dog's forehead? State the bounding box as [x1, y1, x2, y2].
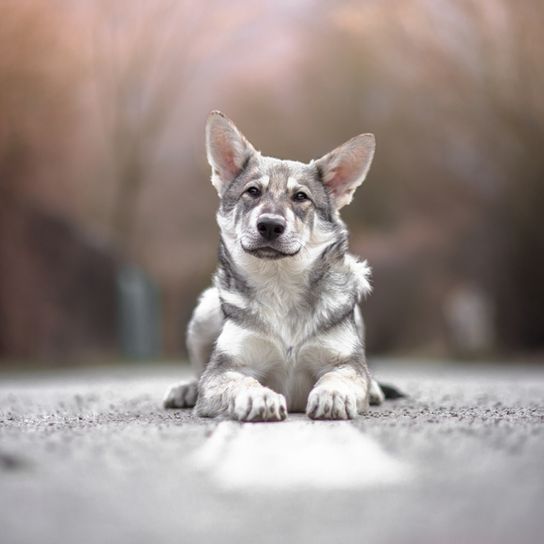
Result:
[258, 156, 316, 188]
[219, 153, 331, 218]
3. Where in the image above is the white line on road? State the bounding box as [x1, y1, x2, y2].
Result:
[192, 420, 412, 490]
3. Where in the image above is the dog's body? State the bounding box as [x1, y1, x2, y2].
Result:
[164, 111, 387, 421]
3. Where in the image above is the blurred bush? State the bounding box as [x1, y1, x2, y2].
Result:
[0, 0, 542, 364]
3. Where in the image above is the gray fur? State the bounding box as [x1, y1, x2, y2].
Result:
[164, 111, 382, 421]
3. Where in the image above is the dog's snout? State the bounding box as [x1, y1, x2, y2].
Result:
[257, 216, 286, 241]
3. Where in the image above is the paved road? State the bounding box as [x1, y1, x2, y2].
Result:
[1, 361, 543, 544]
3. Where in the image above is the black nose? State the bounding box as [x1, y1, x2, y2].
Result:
[257, 217, 286, 241]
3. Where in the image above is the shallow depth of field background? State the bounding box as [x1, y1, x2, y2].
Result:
[1, 0, 543, 367]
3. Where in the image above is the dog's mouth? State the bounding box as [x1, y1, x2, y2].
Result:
[242, 244, 300, 260]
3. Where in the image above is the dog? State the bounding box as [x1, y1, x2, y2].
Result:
[164, 111, 399, 421]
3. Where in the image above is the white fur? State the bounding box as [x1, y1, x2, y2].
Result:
[259, 175, 270, 190]
[286, 176, 300, 192]
[215, 321, 282, 378]
[219, 289, 247, 310]
[186, 288, 223, 375]
[306, 364, 369, 419]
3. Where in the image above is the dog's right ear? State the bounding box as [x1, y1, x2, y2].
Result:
[206, 111, 256, 196]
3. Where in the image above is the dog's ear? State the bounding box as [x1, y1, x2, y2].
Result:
[314, 134, 375, 209]
[206, 111, 257, 196]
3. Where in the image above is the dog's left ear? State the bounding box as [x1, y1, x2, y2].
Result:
[206, 111, 257, 196]
[314, 134, 375, 209]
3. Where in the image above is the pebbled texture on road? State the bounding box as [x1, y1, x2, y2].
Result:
[1, 361, 543, 544]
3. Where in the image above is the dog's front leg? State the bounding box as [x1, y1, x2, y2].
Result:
[194, 322, 287, 422]
[306, 363, 370, 420]
[195, 366, 287, 422]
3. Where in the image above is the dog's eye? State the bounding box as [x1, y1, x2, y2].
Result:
[245, 186, 261, 198]
[293, 191, 309, 202]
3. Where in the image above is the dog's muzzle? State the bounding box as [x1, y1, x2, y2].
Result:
[256, 214, 286, 242]
[241, 214, 300, 259]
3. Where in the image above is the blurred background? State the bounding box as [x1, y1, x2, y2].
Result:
[1, 0, 543, 368]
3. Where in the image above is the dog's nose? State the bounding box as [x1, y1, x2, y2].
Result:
[257, 216, 286, 241]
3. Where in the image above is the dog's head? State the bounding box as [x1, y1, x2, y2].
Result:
[206, 111, 375, 261]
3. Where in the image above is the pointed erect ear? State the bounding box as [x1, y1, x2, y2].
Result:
[206, 111, 257, 196]
[314, 133, 376, 209]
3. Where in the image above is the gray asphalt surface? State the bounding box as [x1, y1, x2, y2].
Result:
[1, 361, 543, 544]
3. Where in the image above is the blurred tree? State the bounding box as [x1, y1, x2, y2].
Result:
[86, 0, 257, 354]
[89, 1, 190, 259]
[269, 0, 544, 355]
[0, 1, 116, 361]
[1, 0, 542, 363]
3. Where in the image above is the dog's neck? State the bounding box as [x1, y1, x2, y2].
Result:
[215, 231, 370, 348]
[216, 233, 349, 301]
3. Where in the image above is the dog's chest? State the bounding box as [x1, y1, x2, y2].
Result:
[250, 280, 312, 347]
[248, 286, 317, 409]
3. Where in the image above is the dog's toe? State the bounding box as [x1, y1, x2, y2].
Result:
[231, 388, 287, 422]
[307, 387, 360, 420]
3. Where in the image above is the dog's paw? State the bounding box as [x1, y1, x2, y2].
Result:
[306, 387, 362, 420]
[229, 388, 287, 422]
[163, 381, 198, 409]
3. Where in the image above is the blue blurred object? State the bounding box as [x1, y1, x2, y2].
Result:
[117, 265, 161, 360]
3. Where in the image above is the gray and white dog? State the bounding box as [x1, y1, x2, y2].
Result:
[164, 111, 393, 421]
